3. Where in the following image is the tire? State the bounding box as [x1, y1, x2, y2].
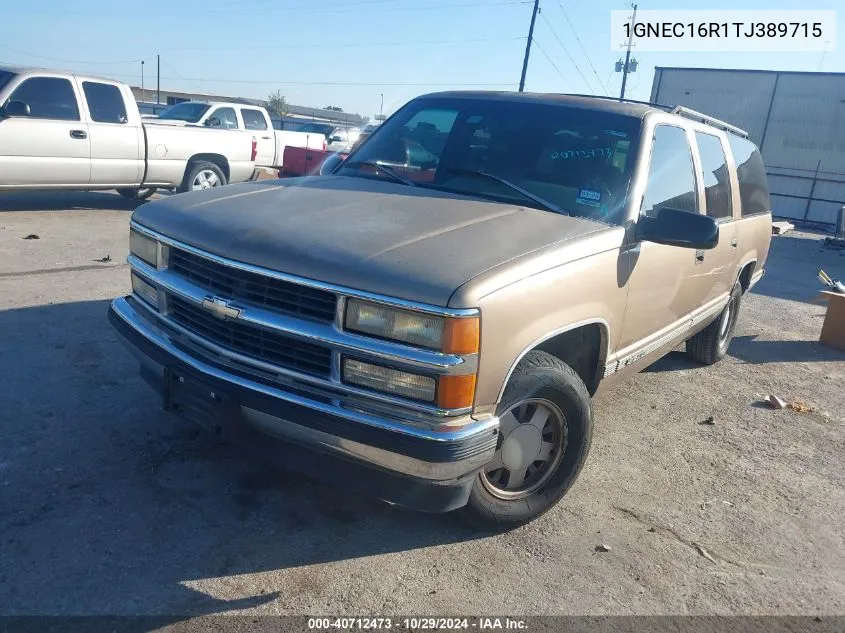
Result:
[686, 281, 742, 365]
[178, 160, 227, 194]
[460, 350, 593, 529]
[116, 187, 156, 200]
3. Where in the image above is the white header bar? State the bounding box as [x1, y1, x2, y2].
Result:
[610, 10, 836, 52]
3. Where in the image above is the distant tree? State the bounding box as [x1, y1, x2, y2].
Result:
[325, 105, 344, 112]
[266, 90, 289, 117]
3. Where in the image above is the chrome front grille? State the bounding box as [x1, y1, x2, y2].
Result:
[168, 295, 332, 378]
[168, 248, 337, 323]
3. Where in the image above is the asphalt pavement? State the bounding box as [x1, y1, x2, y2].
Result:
[1, 190, 843, 619]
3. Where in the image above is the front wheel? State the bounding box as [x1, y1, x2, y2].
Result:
[460, 350, 593, 529]
[178, 160, 227, 193]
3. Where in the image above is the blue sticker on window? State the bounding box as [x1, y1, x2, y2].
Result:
[577, 188, 602, 207]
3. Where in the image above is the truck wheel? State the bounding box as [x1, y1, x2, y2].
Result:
[116, 187, 156, 200]
[179, 161, 226, 193]
[460, 351, 593, 529]
[686, 281, 742, 365]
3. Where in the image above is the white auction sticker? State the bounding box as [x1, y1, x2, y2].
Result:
[609, 10, 836, 52]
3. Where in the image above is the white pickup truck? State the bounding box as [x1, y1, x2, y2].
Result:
[0, 66, 259, 199]
[149, 101, 327, 173]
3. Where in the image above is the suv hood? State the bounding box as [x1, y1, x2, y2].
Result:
[133, 176, 607, 306]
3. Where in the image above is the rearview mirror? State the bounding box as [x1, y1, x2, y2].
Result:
[637, 207, 719, 250]
[319, 153, 345, 175]
[3, 100, 31, 117]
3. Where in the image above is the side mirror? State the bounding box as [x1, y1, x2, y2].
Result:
[3, 100, 31, 117]
[329, 135, 343, 143]
[637, 207, 719, 250]
[319, 153, 345, 175]
[206, 117, 221, 128]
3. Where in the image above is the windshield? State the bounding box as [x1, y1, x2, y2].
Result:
[0, 70, 16, 93]
[297, 122, 335, 136]
[338, 97, 642, 224]
[158, 102, 211, 123]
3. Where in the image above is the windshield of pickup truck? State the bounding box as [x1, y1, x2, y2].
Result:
[0, 70, 16, 93]
[338, 97, 642, 224]
[158, 102, 211, 123]
[296, 122, 335, 136]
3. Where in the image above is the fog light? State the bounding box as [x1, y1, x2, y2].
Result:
[343, 358, 436, 402]
[131, 272, 159, 309]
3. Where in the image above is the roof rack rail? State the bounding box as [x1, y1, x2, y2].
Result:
[561, 93, 673, 111]
[670, 105, 749, 138]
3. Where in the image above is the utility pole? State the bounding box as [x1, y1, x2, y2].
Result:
[518, 0, 540, 92]
[141, 60, 145, 103]
[156, 54, 160, 105]
[619, 3, 637, 100]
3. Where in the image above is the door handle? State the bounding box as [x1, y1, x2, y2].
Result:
[731, 237, 738, 248]
[261, 135, 272, 140]
[69, 130, 87, 139]
[695, 250, 705, 263]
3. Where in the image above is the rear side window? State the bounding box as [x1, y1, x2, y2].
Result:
[6, 77, 80, 121]
[727, 135, 771, 217]
[242, 109, 267, 130]
[209, 107, 239, 129]
[641, 125, 697, 217]
[82, 81, 127, 124]
[695, 132, 733, 220]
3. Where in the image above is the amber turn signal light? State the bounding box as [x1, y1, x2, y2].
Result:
[441, 317, 480, 354]
[437, 374, 477, 410]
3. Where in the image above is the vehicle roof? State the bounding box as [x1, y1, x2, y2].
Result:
[170, 101, 263, 108]
[417, 91, 659, 118]
[0, 64, 123, 85]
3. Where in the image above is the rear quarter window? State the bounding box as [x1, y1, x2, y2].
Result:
[82, 81, 128, 124]
[727, 135, 771, 217]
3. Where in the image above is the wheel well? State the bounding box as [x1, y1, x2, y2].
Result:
[534, 323, 606, 395]
[188, 154, 230, 180]
[738, 262, 756, 293]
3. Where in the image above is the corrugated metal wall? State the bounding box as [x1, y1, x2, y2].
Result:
[651, 67, 845, 227]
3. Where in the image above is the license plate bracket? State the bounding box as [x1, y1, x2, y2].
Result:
[164, 369, 238, 439]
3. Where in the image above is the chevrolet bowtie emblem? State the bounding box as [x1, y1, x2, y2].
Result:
[201, 296, 241, 320]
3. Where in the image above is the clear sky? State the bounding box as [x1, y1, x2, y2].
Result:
[1, 0, 841, 119]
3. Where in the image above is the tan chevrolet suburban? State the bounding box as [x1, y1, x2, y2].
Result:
[109, 92, 772, 528]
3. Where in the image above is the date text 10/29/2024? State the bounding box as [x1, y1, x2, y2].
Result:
[307, 618, 528, 630]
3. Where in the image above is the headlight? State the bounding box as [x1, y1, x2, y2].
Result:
[131, 272, 159, 309]
[343, 358, 477, 409]
[129, 228, 160, 268]
[343, 358, 436, 402]
[345, 299, 479, 354]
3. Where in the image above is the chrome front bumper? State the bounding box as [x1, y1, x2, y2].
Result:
[109, 296, 499, 484]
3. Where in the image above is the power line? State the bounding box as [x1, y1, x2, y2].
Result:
[557, 1, 609, 96]
[530, 40, 572, 91]
[164, 36, 525, 52]
[13, 0, 531, 17]
[0, 45, 144, 65]
[86, 69, 519, 87]
[537, 9, 596, 94]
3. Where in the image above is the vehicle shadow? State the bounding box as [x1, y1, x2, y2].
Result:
[642, 350, 700, 373]
[729, 334, 845, 364]
[0, 190, 145, 212]
[0, 299, 486, 618]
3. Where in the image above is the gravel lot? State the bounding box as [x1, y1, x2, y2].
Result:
[1, 190, 844, 618]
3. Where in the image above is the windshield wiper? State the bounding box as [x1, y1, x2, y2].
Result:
[343, 160, 415, 187]
[443, 168, 563, 214]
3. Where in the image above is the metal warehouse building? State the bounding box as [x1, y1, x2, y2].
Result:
[650, 67, 845, 228]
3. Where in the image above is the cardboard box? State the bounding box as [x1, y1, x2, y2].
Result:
[819, 291, 845, 352]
